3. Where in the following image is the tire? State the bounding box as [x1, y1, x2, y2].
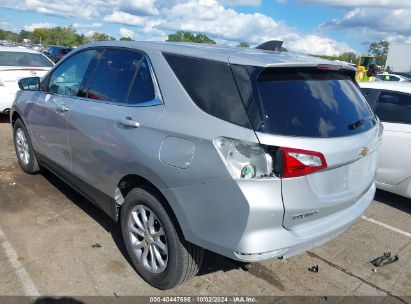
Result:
[121, 187, 204, 289]
[13, 119, 41, 174]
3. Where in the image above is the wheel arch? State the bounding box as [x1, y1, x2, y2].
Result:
[11, 110, 22, 126]
[115, 174, 187, 238]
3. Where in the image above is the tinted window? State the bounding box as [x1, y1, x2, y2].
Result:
[128, 57, 156, 104]
[87, 49, 142, 103]
[375, 91, 411, 124]
[234, 66, 375, 137]
[48, 49, 96, 96]
[0, 51, 53, 67]
[361, 88, 380, 109]
[164, 53, 251, 128]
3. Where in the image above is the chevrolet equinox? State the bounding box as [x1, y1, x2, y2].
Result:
[11, 41, 382, 289]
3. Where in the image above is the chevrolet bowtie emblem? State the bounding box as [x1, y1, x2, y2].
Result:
[359, 147, 369, 157]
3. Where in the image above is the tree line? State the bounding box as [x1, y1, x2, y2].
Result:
[0, 26, 117, 46]
[0, 26, 390, 66]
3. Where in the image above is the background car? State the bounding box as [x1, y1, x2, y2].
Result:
[375, 73, 411, 82]
[360, 81, 411, 198]
[0, 46, 54, 114]
[45, 46, 73, 63]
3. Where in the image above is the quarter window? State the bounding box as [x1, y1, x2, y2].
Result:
[164, 53, 251, 128]
[48, 49, 96, 96]
[87, 49, 143, 103]
[375, 91, 411, 124]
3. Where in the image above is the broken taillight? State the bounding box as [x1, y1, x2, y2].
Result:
[280, 147, 327, 178]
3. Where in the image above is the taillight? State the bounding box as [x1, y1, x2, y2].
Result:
[316, 64, 341, 71]
[280, 147, 327, 178]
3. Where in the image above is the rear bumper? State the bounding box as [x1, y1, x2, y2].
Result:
[234, 182, 375, 262]
[163, 178, 375, 262]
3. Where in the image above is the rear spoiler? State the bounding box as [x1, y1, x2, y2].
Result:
[256, 40, 283, 52]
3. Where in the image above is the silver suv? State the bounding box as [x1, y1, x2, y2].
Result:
[11, 41, 381, 289]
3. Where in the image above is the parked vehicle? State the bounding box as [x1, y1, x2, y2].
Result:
[360, 81, 411, 198]
[11, 41, 381, 289]
[0, 46, 54, 114]
[375, 73, 410, 82]
[46, 46, 73, 63]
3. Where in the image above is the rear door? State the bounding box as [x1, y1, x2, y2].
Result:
[68, 48, 164, 214]
[233, 66, 381, 230]
[373, 90, 411, 185]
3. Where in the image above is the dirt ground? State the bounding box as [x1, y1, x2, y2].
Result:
[0, 115, 410, 303]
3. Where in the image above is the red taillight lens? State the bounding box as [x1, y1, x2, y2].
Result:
[280, 147, 327, 178]
[316, 64, 341, 71]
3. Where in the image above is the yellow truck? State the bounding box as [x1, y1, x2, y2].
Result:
[355, 55, 377, 82]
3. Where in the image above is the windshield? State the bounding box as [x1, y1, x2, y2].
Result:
[232, 66, 376, 138]
[0, 51, 54, 67]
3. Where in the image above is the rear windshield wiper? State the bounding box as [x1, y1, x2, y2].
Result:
[348, 117, 374, 130]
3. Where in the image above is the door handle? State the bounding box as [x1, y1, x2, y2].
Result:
[57, 104, 69, 113]
[118, 117, 140, 128]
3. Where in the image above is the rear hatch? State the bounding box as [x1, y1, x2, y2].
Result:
[232, 65, 381, 230]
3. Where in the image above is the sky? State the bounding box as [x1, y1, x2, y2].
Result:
[0, 0, 410, 56]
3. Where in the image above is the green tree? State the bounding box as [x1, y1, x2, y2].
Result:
[120, 37, 133, 41]
[238, 41, 250, 47]
[368, 40, 389, 66]
[86, 32, 116, 42]
[0, 28, 19, 42]
[167, 31, 216, 44]
[32, 28, 48, 44]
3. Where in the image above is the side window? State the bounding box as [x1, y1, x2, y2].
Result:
[163, 53, 251, 128]
[48, 49, 96, 97]
[375, 91, 411, 124]
[128, 57, 156, 104]
[87, 49, 143, 103]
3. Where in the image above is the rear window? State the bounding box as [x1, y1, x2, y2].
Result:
[164, 53, 251, 128]
[0, 51, 53, 67]
[233, 66, 376, 138]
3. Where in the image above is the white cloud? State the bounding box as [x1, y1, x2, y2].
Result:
[292, 35, 354, 55]
[0, 0, 356, 56]
[218, 0, 262, 6]
[104, 11, 146, 26]
[24, 22, 56, 31]
[119, 27, 135, 39]
[117, 0, 159, 15]
[298, 0, 411, 8]
[73, 22, 102, 29]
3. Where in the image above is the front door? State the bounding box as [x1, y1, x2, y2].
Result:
[29, 49, 97, 171]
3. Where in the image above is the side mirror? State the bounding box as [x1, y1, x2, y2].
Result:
[18, 77, 40, 91]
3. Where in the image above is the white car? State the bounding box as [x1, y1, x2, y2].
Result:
[360, 81, 411, 198]
[0, 47, 54, 114]
[375, 73, 410, 82]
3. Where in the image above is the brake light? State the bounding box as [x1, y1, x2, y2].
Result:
[280, 147, 327, 178]
[316, 64, 341, 71]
